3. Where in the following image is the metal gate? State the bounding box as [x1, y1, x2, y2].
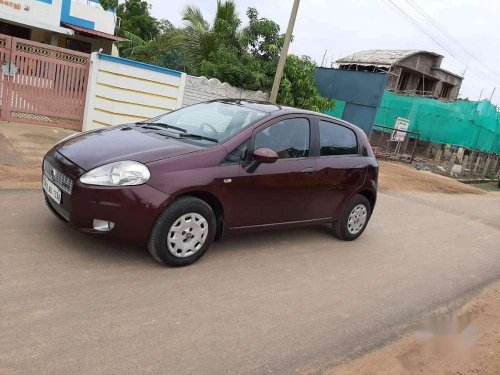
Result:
[0, 34, 90, 130]
[0, 34, 11, 122]
[370, 125, 421, 163]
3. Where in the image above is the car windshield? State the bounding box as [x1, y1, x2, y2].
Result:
[145, 102, 269, 144]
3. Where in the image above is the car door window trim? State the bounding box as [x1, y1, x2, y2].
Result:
[317, 119, 361, 157]
[250, 115, 313, 160]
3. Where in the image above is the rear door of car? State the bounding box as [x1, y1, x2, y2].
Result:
[307, 118, 367, 219]
[226, 115, 318, 228]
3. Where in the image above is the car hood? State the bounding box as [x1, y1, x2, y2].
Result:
[57, 125, 202, 171]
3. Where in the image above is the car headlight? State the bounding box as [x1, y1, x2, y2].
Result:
[80, 161, 150, 186]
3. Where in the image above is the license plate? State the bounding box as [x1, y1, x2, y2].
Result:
[43, 175, 62, 204]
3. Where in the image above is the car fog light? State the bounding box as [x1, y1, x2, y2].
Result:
[93, 219, 115, 232]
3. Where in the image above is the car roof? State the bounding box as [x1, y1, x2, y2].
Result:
[211, 99, 358, 131]
[211, 99, 311, 114]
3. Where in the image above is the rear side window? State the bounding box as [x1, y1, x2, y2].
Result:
[318, 120, 358, 156]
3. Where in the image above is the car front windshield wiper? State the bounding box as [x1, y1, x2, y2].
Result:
[136, 122, 187, 133]
[179, 133, 218, 143]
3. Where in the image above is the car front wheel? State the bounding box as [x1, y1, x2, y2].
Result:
[333, 194, 371, 241]
[147, 196, 216, 267]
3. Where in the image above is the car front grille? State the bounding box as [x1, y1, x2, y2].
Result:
[43, 159, 73, 195]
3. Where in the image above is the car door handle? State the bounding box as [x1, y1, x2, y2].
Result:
[301, 167, 314, 174]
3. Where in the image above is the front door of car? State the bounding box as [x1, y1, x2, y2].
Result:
[227, 116, 317, 228]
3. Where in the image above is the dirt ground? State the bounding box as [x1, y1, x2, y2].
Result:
[377, 160, 485, 194]
[0, 121, 74, 189]
[326, 281, 500, 375]
[475, 181, 500, 192]
[0, 165, 41, 189]
[1, 122, 498, 375]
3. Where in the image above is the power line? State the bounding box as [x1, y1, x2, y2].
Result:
[380, 0, 500, 88]
[383, 0, 500, 87]
[403, 0, 500, 82]
[382, 0, 458, 59]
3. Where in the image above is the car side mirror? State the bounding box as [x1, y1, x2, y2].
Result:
[246, 148, 278, 173]
[254, 148, 278, 164]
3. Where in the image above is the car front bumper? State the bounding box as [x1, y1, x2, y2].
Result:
[43, 150, 171, 245]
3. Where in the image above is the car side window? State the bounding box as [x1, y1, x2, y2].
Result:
[225, 141, 249, 163]
[318, 120, 358, 156]
[254, 118, 310, 159]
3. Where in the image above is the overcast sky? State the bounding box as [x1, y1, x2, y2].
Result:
[146, 0, 500, 105]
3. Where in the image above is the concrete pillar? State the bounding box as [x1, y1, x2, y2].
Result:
[463, 155, 469, 166]
[482, 155, 491, 177]
[447, 154, 457, 175]
[474, 155, 482, 174]
[433, 149, 443, 172]
[457, 147, 465, 164]
[424, 142, 431, 158]
[462, 155, 469, 176]
[443, 144, 452, 159]
[469, 151, 476, 167]
[491, 157, 499, 177]
[402, 136, 410, 154]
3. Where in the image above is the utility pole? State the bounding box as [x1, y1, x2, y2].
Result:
[473, 89, 483, 120]
[321, 49, 328, 67]
[270, 0, 301, 104]
[489, 87, 496, 102]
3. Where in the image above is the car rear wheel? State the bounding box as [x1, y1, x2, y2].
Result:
[148, 196, 216, 267]
[333, 195, 371, 241]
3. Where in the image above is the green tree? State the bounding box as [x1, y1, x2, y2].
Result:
[180, 5, 217, 71]
[237, 8, 331, 111]
[278, 55, 333, 112]
[116, 0, 159, 41]
[241, 8, 284, 61]
[158, 19, 175, 35]
[114, 1, 333, 112]
[198, 46, 266, 91]
[116, 29, 189, 72]
[98, 0, 118, 11]
[180, 1, 241, 71]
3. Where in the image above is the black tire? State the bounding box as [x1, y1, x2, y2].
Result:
[333, 194, 371, 241]
[147, 196, 216, 267]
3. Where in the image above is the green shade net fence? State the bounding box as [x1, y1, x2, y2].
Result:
[374, 92, 500, 154]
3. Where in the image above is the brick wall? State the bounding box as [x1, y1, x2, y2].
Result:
[182, 76, 269, 106]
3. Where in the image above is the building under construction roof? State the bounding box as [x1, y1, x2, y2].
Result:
[337, 49, 463, 100]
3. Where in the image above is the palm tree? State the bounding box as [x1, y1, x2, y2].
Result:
[116, 30, 149, 58]
[180, 1, 241, 71]
[117, 29, 184, 66]
[116, 1, 242, 74]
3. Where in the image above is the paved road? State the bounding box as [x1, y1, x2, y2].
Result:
[1, 189, 500, 374]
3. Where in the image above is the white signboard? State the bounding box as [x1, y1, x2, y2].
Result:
[391, 117, 410, 142]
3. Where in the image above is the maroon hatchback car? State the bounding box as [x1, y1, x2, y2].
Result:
[43, 100, 378, 266]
